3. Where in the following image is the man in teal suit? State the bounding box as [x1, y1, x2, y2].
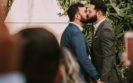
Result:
[61, 3, 102, 83]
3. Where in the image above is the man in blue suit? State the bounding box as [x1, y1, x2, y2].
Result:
[61, 3, 102, 83]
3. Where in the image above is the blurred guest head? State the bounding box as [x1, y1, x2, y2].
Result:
[17, 28, 63, 83]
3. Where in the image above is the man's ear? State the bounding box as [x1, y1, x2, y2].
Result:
[97, 10, 102, 17]
[54, 65, 64, 83]
[96, 11, 99, 17]
[75, 13, 80, 20]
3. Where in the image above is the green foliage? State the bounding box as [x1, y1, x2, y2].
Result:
[7, 0, 13, 10]
[105, 0, 133, 82]
[58, 0, 88, 16]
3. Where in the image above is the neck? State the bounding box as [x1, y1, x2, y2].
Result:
[94, 16, 105, 25]
[73, 20, 83, 27]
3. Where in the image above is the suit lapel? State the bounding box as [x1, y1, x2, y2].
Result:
[94, 20, 106, 37]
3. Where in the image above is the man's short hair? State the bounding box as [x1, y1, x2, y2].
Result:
[90, 0, 107, 15]
[67, 3, 84, 21]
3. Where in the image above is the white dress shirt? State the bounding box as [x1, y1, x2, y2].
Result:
[93, 18, 106, 35]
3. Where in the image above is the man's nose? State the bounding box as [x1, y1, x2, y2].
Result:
[86, 11, 89, 15]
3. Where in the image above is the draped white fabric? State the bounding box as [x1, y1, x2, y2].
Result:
[5, 0, 68, 42]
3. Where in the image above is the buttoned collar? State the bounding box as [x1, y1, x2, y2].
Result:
[93, 18, 106, 31]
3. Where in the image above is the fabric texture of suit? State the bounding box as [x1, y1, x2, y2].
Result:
[61, 23, 100, 83]
[90, 20, 119, 83]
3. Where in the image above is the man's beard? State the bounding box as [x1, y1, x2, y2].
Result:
[87, 14, 97, 23]
[80, 17, 88, 24]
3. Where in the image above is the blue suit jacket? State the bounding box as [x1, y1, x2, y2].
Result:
[61, 23, 100, 83]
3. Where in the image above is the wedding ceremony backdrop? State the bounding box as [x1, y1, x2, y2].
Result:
[4, 0, 133, 83]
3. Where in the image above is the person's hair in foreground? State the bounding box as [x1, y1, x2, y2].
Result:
[17, 28, 62, 83]
[61, 49, 82, 83]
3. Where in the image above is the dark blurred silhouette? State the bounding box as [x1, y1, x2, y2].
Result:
[17, 28, 63, 83]
[0, 0, 25, 83]
[0, 0, 19, 75]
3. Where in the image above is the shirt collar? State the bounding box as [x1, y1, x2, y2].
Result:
[70, 22, 83, 31]
[93, 18, 106, 31]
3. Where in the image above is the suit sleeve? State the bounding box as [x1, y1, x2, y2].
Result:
[71, 32, 100, 81]
[100, 28, 115, 82]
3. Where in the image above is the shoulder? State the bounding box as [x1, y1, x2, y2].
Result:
[61, 23, 83, 41]
[102, 20, 113, 31]
[64, 23, 81, 34]
[100, 20, 115, 37]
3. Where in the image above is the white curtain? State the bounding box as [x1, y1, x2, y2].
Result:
[5, 0, 68, 42]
